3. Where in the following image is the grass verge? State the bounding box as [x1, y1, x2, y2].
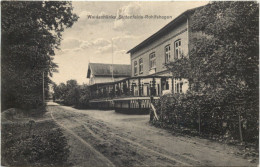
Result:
[2, 109, 69, 166]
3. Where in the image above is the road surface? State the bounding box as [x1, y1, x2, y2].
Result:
[47, 102, 257, 166]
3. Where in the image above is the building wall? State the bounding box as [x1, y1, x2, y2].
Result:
[130, 19, 189, 77]
[89, 73, 95, 85]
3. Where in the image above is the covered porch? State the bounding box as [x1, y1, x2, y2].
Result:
[89, 76, 174, 100]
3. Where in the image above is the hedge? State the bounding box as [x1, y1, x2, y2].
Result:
[151, 90, 258, 144]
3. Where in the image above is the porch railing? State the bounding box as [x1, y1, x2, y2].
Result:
[88, 75, 173, 101]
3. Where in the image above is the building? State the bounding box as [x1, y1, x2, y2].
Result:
[88, 6, 204, 113]
[87, 63, 131, 85]
[126, 8, 201, 94]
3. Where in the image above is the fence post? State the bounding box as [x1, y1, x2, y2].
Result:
[150, 96, 154, 121]
[238, 111, 243, 142]
[198, 110, 201, 134]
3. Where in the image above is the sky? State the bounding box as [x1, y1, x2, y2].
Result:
[52, 1, 209, 85]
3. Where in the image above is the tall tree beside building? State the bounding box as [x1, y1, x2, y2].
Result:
[2, 1, 78, 110]
[163, 2, 258, 142]
[190, 1, 258, 142]
[190, 1, 258, 93]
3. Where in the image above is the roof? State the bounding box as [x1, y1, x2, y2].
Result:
[127, 6, 205, 54]
[87, 63, 131, 78]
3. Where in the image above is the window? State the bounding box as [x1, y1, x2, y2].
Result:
[175, 80, 183, 93]
[174, 39, 182, 60]
[139, 58, 143, 74]
[134, 61, 137, 75]
[149, 52, 156, 69]
[165, 45, 171, 63]
[166, 81, 169, 90]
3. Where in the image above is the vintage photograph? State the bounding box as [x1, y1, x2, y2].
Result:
[1, 1, 259, 166]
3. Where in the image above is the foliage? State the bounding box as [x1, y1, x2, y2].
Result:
[64, 80, 80, 105]
[2, 121, 69, 166]
[161, 1, 259, 144]
[166, 1, 258, 92]
[77, 84, 91, 108]
[53, 82, 67, 102]
[53, 80, 91, 108]
[164, 58, 191, 80]
[53, 80, 78, 106]
[1, 1, 78, 110]
[153, 91, 258, 144]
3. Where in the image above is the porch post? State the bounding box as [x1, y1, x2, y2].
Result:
[160, 77, 162, 96]
[128, 79, 130, 95]
[97, 85, 99, 97]
[138, 78, 141, 96]
[152, 77, 155, 96]
[172, 77, 174, 94]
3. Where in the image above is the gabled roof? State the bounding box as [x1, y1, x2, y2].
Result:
[87, 63, 131, 78]
[127, 6, 205, 54]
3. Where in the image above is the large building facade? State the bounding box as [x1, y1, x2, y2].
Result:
[87, 6, 204, 112]
[88, 6, 203, 103]
[126, 8, 200, 95]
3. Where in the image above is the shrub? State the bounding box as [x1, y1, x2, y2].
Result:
[2, 121, 69, 166]
[153, 90, 258, 144]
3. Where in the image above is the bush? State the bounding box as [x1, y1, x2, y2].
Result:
[153, 90, 258, 144]
[54, 82, 91, 109]
[76, 94, 90, 109]
[2, 121, 69, 166]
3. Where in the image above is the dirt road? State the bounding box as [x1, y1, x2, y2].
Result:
[47, 102, 257, 166]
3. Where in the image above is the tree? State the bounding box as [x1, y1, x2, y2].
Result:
[190, 2, 259, 142]
[63, 80, 79, 105]
[165, 2, 258, 142]
[53, 83, 67, 101]
[77, 84, 91, 108]
[190, 1, 258, 92]
[2, 2, 78, 110]
[53, 80, 91, 108]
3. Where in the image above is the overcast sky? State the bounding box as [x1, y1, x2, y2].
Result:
[52, 1, 208, 85]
